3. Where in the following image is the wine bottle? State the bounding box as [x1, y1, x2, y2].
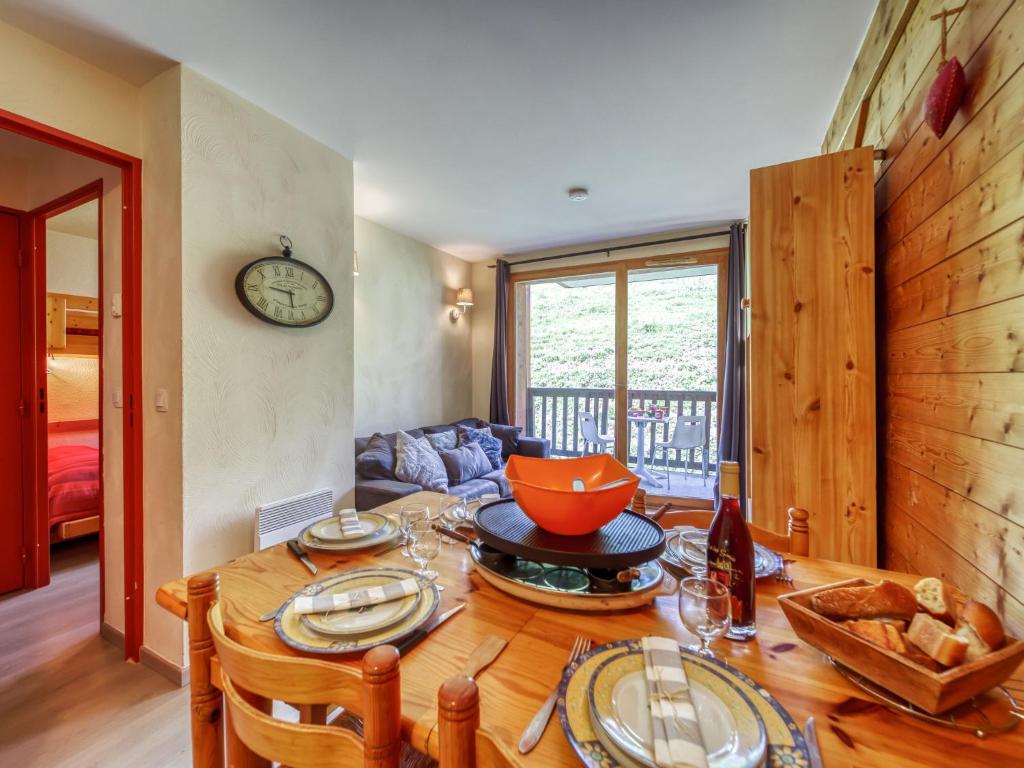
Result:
[707, 461, 756, 639]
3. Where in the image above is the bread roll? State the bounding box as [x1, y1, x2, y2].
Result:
[907, 613, 968, 667]
[953, 600, 1006, 662]
[913, 577, 957, 625]
[811, 580, 917, 621]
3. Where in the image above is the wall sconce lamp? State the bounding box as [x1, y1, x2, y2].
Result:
[450, 288, 474, 320]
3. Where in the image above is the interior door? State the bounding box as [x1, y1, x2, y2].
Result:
[0, 211, 25, 594]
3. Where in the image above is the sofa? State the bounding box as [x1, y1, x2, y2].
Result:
[354, 417, 550, 510]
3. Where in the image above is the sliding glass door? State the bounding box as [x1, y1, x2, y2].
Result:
[509, 250, 725, 504]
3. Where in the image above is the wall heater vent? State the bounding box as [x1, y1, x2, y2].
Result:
[254, 488, 334, 551]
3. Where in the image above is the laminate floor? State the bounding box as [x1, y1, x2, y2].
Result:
[0, 538, 190, 767]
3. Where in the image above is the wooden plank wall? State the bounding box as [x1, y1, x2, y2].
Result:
[824, 0, 1024, 634]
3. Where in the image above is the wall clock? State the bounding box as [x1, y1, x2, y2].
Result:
[235, 236, 334, 328]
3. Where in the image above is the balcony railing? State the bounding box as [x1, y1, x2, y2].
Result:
[525, 386, 718, 472]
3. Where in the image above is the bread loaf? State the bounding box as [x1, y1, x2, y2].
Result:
[901, 636, 944, 672]
[953, 600, 1005, 662]
[845, 619, 907, 653]
[811, 580, 917, 621]
[913, 577, 957, 625]
[907, 613, 968, 667]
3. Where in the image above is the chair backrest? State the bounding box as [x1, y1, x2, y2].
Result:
[438, 676, 517, 768]
[578, 411, 601, 443]
[645, 504, 810, 557]
[209, 603, 402, 768]
[222, 671, 365, 768]
[668, 414, 705, 449]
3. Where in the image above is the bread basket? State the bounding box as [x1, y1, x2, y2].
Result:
[779, 579, 1024, 714]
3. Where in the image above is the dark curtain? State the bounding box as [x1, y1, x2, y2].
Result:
[715, 222, 747, 510]
[489, 259, 511, 425]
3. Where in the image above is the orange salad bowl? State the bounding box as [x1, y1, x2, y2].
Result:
[503, 454, 640, 536]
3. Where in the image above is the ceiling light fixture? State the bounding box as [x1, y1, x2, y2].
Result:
[567, 187, 589, 202]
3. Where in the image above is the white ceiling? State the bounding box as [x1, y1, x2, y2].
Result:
[0, 0, 874, 260]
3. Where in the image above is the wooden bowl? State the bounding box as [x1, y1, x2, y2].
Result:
[779, 579, 1024, 714]
[503, 454, 640, 536]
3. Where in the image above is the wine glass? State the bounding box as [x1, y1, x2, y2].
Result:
[408, 520, 441, 580]
[441, 496, 468, 529]
[399, 503, 429, 557]
[678, 577, 731, 658]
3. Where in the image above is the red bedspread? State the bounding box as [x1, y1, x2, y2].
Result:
[48, 445, 100, 525]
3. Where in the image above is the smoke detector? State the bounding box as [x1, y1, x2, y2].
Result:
[567, 187, 589, 202]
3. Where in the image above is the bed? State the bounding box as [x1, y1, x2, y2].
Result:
[48, 445, 100, 541]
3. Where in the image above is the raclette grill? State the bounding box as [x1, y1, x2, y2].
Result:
[472, 499, 665, 569]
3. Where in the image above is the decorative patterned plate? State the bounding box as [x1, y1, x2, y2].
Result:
[300, 511, 398, 552]
[588, 648, 766, 768]
[308, 512, 389, 542]
[662, 527, 783, 580]
[558, 639, 809, 768]
[274, 567, 439, 654]
[299, 571, 424, 637]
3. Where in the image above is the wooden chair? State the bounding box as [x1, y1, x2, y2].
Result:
[437, 676, 517, 768]
[208, 602, 403, 768]
[644, 501, 810, 556]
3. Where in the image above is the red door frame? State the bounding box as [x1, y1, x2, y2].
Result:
[1, 107, 144, 662]
[29, 180, 105, 622]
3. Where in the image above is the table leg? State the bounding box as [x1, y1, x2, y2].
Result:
[633, 423, 663, 487]
[187, 572, 224, 768]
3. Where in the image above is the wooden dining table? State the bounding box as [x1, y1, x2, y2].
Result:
[157, 491, 1023, 767]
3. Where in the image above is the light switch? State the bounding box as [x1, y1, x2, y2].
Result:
[111, 293, 122, 318]
[155, 388, 169, 412]
[113, 387, 123, 408]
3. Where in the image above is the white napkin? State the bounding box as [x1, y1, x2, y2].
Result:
[292, 577, 423, 615]
[338, 508, 364, 539]
[641, 636, 708, 768]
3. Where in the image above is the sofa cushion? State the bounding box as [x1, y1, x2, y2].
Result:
[394, 431, 448, 493]
[354, 433, 395, 480]
[447, 477, 500, 500]
[439, 442, 493, 486]
[424, 429, 457, 452]
[355, 429, 424, 457]
[453, 417, 489, 430]
[487, 423, 522, 458]
[482, 467, 510, 496]
[457, 426, 503, 470]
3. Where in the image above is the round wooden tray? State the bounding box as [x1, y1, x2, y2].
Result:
[473, 499, 665, 569]
[469, 544, 667, 611]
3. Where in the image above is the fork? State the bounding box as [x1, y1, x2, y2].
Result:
[775, 560, 794, 585]
[517, 635, 592, 754]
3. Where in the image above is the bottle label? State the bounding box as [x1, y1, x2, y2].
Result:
[708, 544, 749, 623]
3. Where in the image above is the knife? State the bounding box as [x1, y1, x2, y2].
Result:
[287, 538, 318, 575]
[394, 602, 466, 655]
[460, 634, 508, 680]
[804, 716, 823, 768]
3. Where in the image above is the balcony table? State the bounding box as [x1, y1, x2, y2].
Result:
[627, 413, 670, 487]
[157, 491, 1022, 768]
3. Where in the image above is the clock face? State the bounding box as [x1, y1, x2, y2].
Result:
[235, 256, 334, 327]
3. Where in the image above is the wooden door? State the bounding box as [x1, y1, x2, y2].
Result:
[0, 211, 25, 593]
[748, 147, 876, 566]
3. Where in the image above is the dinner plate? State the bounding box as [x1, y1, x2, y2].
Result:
[558, 639, 809, 768]
[307, 511, 388, 543]
[300, 511, 398, 552]
[588, 649, 766, 768]
[299, 572, 423, 637]
[274, 567, 439, 654]
[662, 527, 783, 580]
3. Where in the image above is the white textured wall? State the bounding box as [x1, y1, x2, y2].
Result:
[354, 217, 473, 435]
[140, 66, 185, 667]
[45, 230, 99, 296]
[179, 68, 355, 574]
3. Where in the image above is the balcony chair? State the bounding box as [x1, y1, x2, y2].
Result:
[578, 411, 613, 454]
[653, 414, 708, 488]
[208, 601, 428, 768]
